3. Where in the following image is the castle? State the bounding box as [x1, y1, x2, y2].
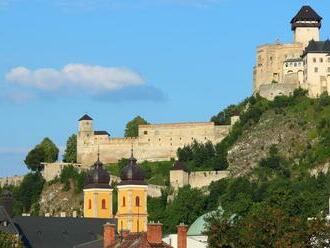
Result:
[77, 114, 239, 166]
[254, 6, 330, 99]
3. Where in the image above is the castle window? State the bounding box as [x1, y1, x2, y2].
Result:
[294, 62, 297, 67]
[144, 131, 148, 135]
[135, 196, 140, 207]
[159, 138, 161, 141]
[315, 67, 319, 73]
[320, 58, 324, 63]
[313, 58, 317, 63]
[328, 57, 330, 63]
[328, 68, 330, 73]
[148, 139, 150, 142]
[102, 199, 106, 209]
[123, 197, 126, 207]
[88, 199, 92, 209]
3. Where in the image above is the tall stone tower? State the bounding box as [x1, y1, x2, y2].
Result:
[83, 156, 113, 218]
[291, 6, 322, 47]
[77, 114, 94, 164]
[117, 150, 148, 233]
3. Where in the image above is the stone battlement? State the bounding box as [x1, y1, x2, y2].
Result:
[0, 175, 24, 187]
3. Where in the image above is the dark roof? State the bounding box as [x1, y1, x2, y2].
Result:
[79, 114, 93, 121]
[85, 156, 111, 189]
[13, 216, 117, 248]
[171, 161, 188, 172]
[0, 206, 19, 235]
[284, 58, 303, 63]
[303, 40, 330, 56]
[75, 239, 103, 248]
[291, 6, 322, 30]
[94, 131, 110, 136]
[119, 151, 146, 186]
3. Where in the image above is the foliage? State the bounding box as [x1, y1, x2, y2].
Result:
[63, 134, 77, 163]
[59, 165, 86, 193]
[24, 137, 59, 171]
[0, 231, 23, 248]
[124, 116, 149, 137]
[148, 186, 207, 234]
[12, 172, 45, 215]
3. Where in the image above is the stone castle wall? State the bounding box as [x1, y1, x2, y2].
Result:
[0, 175, 24, 187]
[170, 170, 229, 190]
[258, 83, 298, 100]
[77, 117, 238, 167]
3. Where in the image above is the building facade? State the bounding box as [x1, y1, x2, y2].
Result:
[77, 114, 238, 167]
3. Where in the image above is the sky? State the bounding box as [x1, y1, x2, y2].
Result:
[0, 0, 329, 177]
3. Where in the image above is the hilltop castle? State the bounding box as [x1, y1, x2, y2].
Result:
[254, 6, 330, 99]
[77, 114, 239, 166]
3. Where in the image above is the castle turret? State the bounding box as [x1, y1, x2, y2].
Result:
[291, 6, 322, 47]
[116, 150, 148, 233]
[78, 114, 94, 135]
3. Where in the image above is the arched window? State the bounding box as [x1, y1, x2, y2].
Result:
[102, 199, 106, 209]
[123, 197, 126, 207]
[136, 196, 140, 207]
[88, 199, 92, 209]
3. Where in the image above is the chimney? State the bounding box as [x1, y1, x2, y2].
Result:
[177, 223, 187, 248]
[104, 223, 116, 248]
[147, 222, 163, 244]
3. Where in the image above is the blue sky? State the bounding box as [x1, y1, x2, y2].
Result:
[0, 0, 329, 177]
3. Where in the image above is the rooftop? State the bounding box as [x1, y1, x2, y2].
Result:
[303, 40, 330, 56]
[79, 114, 93, 121]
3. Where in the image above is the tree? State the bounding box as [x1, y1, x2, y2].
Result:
[124, 116, 149, 137]
[0, 232, 23, 248]
[63, 134, 77, 163]
[12, 172, 45, 215]
[24, 138, 59, 171]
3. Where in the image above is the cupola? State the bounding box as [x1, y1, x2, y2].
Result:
[119, 150, 146, 185]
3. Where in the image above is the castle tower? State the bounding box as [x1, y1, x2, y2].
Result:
[83, 155, 113, 218]
[78, 114, 94, 137]
[116, 150, 148, 233]
[291, 6, 322, 47]
[77, 114, 94, 164]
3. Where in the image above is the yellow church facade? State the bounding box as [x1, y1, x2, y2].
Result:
[83, 150, 148, 233]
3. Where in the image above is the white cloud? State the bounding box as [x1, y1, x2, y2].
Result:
[6, 64, 145, 93]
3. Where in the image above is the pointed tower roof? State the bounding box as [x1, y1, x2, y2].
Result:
[79, 114, 93, 121]
[291, 6, 322, 30]
[84, 152, 111, 189]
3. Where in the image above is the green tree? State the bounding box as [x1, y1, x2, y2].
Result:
[24, 138, 59, 171]
[12, 172, 45, 215]
[124, 116, 149, 137]
[0, 231, 23, 248]
[63, 134, 77, 163]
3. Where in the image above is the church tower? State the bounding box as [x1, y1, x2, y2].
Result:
[291, 6, 322, 47]
[116, 150, 148, 233]
[83, 155, 113, 218]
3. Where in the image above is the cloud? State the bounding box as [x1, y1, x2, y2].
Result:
[4, 64, 166, 102]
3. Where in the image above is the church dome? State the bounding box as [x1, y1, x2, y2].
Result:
[119, 151, 146, 185]
[84, 156, 111, 189]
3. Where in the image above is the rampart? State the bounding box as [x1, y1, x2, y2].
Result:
[0, 175, 24, 187]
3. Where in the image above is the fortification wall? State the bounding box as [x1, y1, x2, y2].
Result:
[0, 175, 24, 187]
[42, 163, 84, 181]
[258, 83, 298, 100]
[77, 120, 236, 166]
[169, 170, 230, 190]
[188, 171, 229, 189]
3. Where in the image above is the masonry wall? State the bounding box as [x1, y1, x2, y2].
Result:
[258, 83, 298, 100]
[0, 175, 24, 187]
[77, 120, 235, 167]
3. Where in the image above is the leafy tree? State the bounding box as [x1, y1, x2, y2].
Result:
[163, 186, 207, 233]
[24, 138, 59, 171]
[12, 172, 45, 215]
[0, 231, 23, 248]
[63, 134, 77, 163]
[124, 116, 149, 137]
[59, 165, 86, 193]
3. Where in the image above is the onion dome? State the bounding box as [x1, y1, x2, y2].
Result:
[0, 189, 14, 216]
[84, 154, 111, 189]
[119, 150, 146, 185]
